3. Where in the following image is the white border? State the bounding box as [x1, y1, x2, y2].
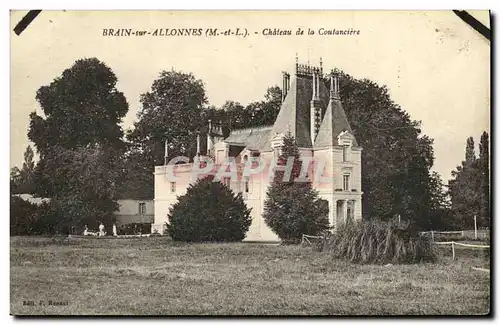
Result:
[3, 1, 496, 324]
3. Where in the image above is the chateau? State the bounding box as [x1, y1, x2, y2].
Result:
[152, 61, 363, 241]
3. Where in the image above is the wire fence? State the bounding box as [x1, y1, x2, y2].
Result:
[432, 240, 490, 260]
[420, 229, 490, 242]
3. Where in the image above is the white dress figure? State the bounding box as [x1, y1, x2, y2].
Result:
[83, 225, 88, 236]
[99, 223, 105, 237]
[112, 224, 117, 236]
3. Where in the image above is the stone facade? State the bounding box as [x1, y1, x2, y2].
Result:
[153, 61, 363, 241]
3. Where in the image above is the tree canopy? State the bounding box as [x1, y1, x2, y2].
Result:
[127, 70, 208, 164]
[29, 58, 129, 156]
[448, 132, 490, 229]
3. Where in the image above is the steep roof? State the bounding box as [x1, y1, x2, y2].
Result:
[259, 74, 330, 151]
[314, 97, 359, 148]
[225, 126, 273, 151]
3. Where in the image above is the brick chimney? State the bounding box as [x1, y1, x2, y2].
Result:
[282, 71, 290, 102]
[310, 68, 322, 145]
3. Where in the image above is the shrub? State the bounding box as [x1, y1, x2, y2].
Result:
[10, 196, 56, 235]
[166, 176, 252, 242]
[10, 196, 37, 235]
[318, 219, 437, 264]
[29, 202, 58, 235]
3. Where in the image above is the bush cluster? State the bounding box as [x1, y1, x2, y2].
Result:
[319, 219, 437, 264]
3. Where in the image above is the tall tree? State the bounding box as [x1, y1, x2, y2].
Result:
[478, 132, 490, 227]
[211, 86, 283, 135]
[427, 171, 454, 230]
[263, 132, 329, 242]
[10, 145, 36, 194]
[219, 101, 249, 132]
[122, 70, 208, 199]
[465, 137, 476, 164]
[249, 85, 282, 127]
[334, 71, 436, 228]
[448, 137, 482, 228]
[29, 58, 129, 157]
[26, 58, 127, 232]
[38, 145, 119, 232]
[115, 150, 154, 200]
[127, 70, 208, 164]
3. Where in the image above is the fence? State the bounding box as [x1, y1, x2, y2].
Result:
[301, 234, 324, 246]
[432, 241, 490, 260]
[302, 230, 490, 245]
[420, 229, 489, 241]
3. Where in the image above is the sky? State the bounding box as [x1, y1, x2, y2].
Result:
[10, 10, 490, 182]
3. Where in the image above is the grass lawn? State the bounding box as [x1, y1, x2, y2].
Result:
[10, 236, 490, 316]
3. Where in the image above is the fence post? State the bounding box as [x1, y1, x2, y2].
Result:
[474, 215, 477, 240]
[452, 242, 455, 260]
[431, 230, 434, 242]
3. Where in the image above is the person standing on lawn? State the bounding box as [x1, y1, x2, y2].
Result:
[99, 222, 105, 236]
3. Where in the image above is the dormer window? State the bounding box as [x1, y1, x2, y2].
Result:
[338, 130, 355, 162]
[273, 146, 282, 158]
[337, 130, 354, 146]
[271, 133, 284, 158]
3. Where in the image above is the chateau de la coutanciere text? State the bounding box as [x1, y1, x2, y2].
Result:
[102, 28, 361, 37]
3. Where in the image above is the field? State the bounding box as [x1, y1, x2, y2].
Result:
[10, 236, 490, 316]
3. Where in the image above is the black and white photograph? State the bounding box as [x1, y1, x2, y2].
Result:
[9, 10, 491, 316]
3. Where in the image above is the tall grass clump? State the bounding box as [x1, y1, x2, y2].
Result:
[319, 219, 437, 264]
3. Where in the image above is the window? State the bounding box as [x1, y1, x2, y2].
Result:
[342, 145, 349, 162]
[222, 177, 231, 188]
[170, 182, 176, 193]
[343, 174, 350, 191]
[138, 202, 146, 215]
[244, 177, 250, 193]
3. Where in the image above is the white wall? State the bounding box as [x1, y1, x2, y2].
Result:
[115, 199, 154, 226]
